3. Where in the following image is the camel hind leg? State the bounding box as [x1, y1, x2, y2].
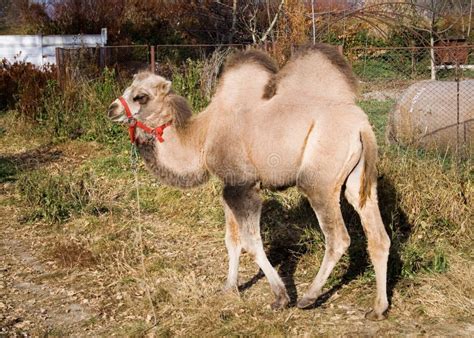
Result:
[296, 183, 351, 309]
[296, 132, 361, 309]
[344, 157, 390, 320]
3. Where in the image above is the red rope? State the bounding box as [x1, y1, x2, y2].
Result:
[118, 96, 171, 143]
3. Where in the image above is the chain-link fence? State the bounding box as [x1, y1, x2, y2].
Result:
[55, 43, 473, 156]
[348, 46, 474, 157]
[387, 79, 473, 158]
[56, 45, 150, 86]
[55, 43, 272, 86]
[348, 46, 474, 84]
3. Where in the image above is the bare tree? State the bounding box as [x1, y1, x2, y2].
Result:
[228, 0, 238, 43]
[469, 0, 473, 37]
[240, 0, 284, 44]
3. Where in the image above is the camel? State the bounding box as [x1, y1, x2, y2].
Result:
[107, 45, 391, 320]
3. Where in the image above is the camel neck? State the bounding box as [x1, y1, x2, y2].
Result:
[135, 112, 210, 188]
[174, 110, 210, 150]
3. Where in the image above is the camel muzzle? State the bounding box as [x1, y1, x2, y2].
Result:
[114, 96, 172, 144]
[107, 102, 122, 121]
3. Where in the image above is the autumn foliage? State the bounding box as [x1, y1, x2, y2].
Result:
[0, 59, 55, 119]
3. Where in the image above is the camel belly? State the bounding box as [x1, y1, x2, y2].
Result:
[244, 109, 313, 188]
[252, 153, 300, 189]
[246, 133, 308, 188]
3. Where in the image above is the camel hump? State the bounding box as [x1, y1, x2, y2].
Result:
[222, 50, 278, 76]
[359, 127, 378, 208]
[294, 43, 359, 94]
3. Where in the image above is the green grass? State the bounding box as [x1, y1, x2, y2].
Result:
[16, 169, 111, 224]
[172, 59, 210, 112]
[353, 59, 402, 81]
[89, 152, 130, 178]
[138, 179, 224, 228]
[358, 99, 395, 141]
[33, 69, 128, 145]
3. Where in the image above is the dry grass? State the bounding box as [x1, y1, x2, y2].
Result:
[1, 97, 473, 335]
[48, 241, 97, 269]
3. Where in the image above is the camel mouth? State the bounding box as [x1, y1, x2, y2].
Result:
[108, 112, 125, 123]
[107, 102, 128, 123]
[107, 112, 123, 122]
[109, 114, 129, 124]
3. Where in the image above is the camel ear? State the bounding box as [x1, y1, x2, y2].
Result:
[157, 80, 172, 95]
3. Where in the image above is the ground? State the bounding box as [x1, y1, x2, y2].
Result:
[0, 100, 473, 336]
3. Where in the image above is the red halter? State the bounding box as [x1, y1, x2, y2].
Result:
[118, 96, 171, 144]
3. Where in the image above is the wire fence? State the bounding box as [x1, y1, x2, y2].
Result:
[56, 45, 150, 85]
[55, 43, 276, 85]
[55, 44, 474, 81]
[55, 43, 474, 156]
[348, 46, 473, 158]
[386, 77, 473, 158]
[348, 45, 474, 84]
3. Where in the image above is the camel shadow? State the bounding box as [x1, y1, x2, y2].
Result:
[238, 176, 412, 309]
[0, 144, 62, 183]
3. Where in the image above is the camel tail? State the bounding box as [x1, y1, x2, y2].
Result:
[359, 128, 378, 208]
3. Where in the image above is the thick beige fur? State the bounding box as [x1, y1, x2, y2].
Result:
[108, 46, 390, 320]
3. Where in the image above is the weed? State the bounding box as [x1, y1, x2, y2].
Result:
[0, 157, 16, 183]
[401, 244, 449, 277]
[16, 169, 109, 224]
[138, 178, 223, 228]
[171, 59, 210, 112]
[0, 59, 55, 119]
[33, 68, 128, 145]
[427, 249, 449, 274]
[353, 59, 401, 81]
[90, 153, 130, 178]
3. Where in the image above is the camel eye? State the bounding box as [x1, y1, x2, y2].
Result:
[133, 94, 149, 105]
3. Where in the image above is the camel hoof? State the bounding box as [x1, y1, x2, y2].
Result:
[296, 297, 316, 309]
[221, 284, 239, 295]
[271, 293, 290, 310]
[365, 309, 388, 321]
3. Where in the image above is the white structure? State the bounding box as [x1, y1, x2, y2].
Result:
[0, 28, 107, 66]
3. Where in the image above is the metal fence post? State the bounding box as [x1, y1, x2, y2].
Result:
[55, 47, 61, 87]
[150, 46, 155, 73]
[99, 47, 105, 69]
[455, 62, 460, 157]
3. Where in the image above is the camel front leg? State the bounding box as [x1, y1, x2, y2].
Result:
[223, 184, 289, 309]
[222, 201, 242, 292]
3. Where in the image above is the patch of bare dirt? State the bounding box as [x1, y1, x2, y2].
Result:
[0, 216, 96, 335]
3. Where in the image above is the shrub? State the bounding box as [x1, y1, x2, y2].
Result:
[171, 59, 210, 112]
[0, 59, 56, 118]
[37, 68, 127, 145]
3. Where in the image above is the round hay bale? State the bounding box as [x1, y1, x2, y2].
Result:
[387, 80, 474, 154]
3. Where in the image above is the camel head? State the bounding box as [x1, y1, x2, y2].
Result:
[108, 72, 190, 129]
